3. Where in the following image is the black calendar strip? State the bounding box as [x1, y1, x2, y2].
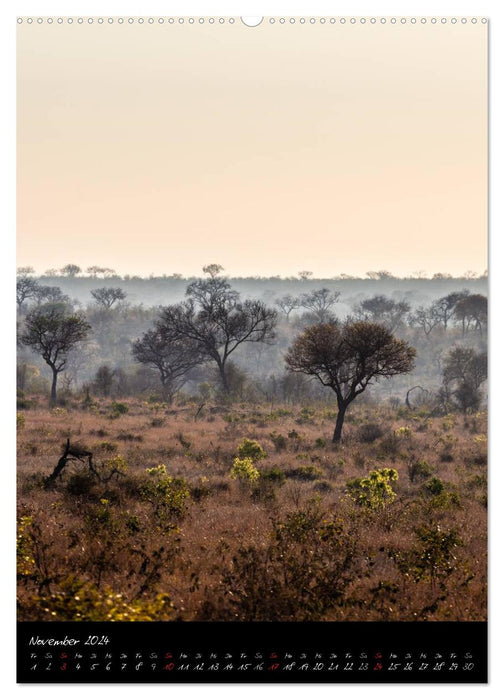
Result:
[17, 621, 487, 683]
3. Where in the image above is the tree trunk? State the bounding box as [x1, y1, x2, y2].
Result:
[218, 361, 230, 394]
[332, 403, 348, 443]
[50, 368, 58, 407]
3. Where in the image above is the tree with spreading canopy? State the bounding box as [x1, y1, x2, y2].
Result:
[285, 321, 416, 442]
[91, 287, 127, 310]
[299, 288, 340, 323]
[355, 295, 410, 331]
[132, 326, 203, 402]
[156, 274, 277, 394]
[275, 294, 300, 321]
[60, 264, 81, 277]
[431, 291, 469, 330]
[453, 294, 487, 336]
[20, 303, 91, 405]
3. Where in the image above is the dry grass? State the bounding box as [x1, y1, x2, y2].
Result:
[17, 397, 487, 622]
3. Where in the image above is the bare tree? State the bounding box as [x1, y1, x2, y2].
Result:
[157, 277, 276, 394]
[17, 266, 35, 275]
[275, 294, 300, 321]
[91, 287, 127, 310]
[20, 303, 91, 405]
[299, 288, 340, 323]
[285, 321, 415, 442]
[408, 305, 440, 336]
[16, 275, 39, 310]
[132, 327, 203, 401]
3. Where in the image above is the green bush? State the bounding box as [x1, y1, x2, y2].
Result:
[236, 438, 266, 462]
[259, 467, 286, 485]
[140, 464, 190, 522]
[408, 460, 435, 483]
[230, 457, 260, 483]
[109, 401, 129, 418]
[346, 468, 399, 510]
[424, 477, 444, 496]
[269, 432, 287, 451]
[285, 464, 323, 481]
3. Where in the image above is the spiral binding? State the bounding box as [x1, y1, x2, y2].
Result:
[16, 17, 488, 26]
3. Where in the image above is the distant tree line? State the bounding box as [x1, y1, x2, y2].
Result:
[17, 266, 488, 434]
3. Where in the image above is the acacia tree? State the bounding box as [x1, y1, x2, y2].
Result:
[275, 294, 300, 321]
[431, 291, 469, 330]
[20, 303, 91, 405]
[132, 326, 203, 401]
[299, 288, 340, 323]
[157, 276, 276, 394]
[454, 294, 487, 336]
[202, 263, 224, 279]
[60, 264, 81, 277]
[91, 287, 127, 310]
[285, 321, 416, 442]
[356, 295, 410, 331]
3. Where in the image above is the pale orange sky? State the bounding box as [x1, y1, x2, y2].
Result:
[17, 18, 487, 277]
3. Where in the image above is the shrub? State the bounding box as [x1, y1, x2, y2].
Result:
[17, 413, 26, 430]
[110, 401, 128, 414]
[236, 438, 266, 462]
[269, 432, 287, 451]
[312, 480, 333, 493]
[395, 426, 413, 439]
[285, 464, 323, 481]
[66, 471, 97, 496]
[104, 454, 129, 476]
[259, 467, 286, 485]
[358, 422, 384, 444]
[391, 525, 463, 588]
[33, 575, 175, 621]
[93, 441, 118, 453]
[377, 432, 402, 459]
[199, 504, 358, 621]
[408, 460, 435, 483]
[17, 516, 36, 577]
[140, 465, 190, 522]
[314, 437, 327, 448]
[230, 457, 260, 483]
[346, 468, 399, 510]
[424, 477, 444, 496]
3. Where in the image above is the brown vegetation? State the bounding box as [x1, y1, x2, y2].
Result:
[17, 397, 486, 622]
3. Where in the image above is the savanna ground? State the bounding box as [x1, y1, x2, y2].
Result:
[17, 396, 487, 622]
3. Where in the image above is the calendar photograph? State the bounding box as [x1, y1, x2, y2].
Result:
[16, 14, 487, 682]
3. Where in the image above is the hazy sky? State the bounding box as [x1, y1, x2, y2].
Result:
[17, 18, 487, 278]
